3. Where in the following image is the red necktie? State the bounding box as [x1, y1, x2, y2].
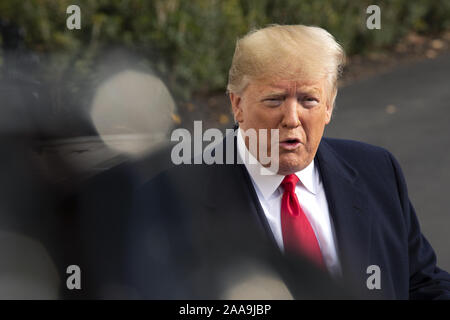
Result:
[281, 174, 325, 268]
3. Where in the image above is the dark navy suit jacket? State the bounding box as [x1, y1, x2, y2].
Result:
[313, 137, 450, 299]
[128, 134, 450, 299]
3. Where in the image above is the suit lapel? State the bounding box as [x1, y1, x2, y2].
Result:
[316, 139, 372, 288]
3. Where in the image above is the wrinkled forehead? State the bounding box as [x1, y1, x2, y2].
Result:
[245, 77, 326, 97]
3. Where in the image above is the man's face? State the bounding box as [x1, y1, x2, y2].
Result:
[230, 77, 333, 175]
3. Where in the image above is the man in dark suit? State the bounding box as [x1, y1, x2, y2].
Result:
[129, 24, 450, 299]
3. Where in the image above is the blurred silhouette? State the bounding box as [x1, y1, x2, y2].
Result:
[0, 136, 65, 299]
[0, 21, 71, 299]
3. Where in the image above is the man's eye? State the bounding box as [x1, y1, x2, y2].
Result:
[302, 97, 319, 106]
[263, 98, 283, 106]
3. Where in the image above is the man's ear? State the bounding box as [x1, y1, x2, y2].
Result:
[325, 88, 337, 125]
[229, 92, 244, 123]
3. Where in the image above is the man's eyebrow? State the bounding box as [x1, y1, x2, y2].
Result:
[296, 86, 321, 95]
[261, 86, 321, 97]
[260, 92, 287, 98]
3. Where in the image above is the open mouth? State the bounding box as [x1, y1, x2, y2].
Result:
[279, 138, 301, 150]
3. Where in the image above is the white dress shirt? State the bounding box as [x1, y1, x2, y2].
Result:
[236, 128, 341, 276]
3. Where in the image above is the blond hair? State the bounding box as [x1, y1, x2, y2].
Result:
[227, 24, 345, 102]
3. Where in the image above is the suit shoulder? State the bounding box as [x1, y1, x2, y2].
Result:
[320, 137, 397, 175]
[320, 137, 407, 201]
[321, 137, 391, 159]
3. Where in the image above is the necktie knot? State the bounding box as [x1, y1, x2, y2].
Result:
[281, 174, 299, 193]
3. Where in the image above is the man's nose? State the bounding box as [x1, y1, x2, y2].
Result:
[281, 97, 301, 128]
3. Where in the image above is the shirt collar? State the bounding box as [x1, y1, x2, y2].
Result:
[236, 128, 318, 200]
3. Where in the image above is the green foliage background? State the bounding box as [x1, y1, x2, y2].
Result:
[1, 0, 449, 102]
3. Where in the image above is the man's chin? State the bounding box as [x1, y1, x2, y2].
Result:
[277, 161, 307, 176]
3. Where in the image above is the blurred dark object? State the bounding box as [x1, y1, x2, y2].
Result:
[0, 21, 74, 298]
[0, 19, 25, 50]
[0, 19, 43, 137]
[0, 136, 64, 298]
[66, 143, 175, 299]
[0, 19, 40, 84]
